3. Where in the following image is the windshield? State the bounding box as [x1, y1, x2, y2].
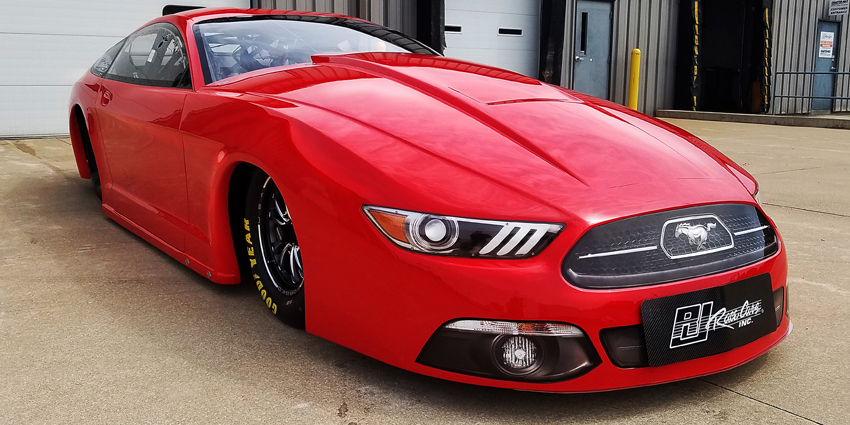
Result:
[194, 16, 433, 83]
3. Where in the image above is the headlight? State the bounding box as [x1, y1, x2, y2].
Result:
[363, 206, 563, 258]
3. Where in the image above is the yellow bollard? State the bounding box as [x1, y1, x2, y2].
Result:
[628, 49, 641, 110]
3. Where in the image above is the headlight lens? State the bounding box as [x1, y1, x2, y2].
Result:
[363, 206, 563, 258]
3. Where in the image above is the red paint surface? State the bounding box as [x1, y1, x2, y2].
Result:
[67, 8, 788, 392]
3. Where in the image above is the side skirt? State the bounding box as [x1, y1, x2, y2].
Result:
[102, 204, 241, 284]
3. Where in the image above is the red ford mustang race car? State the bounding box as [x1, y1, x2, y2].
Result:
[68, 7, 789, 392]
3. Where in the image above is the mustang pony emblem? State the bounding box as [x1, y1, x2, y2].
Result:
[674, 222, 716, 250]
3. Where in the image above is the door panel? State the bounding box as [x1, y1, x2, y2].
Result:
[573, 0, 612, 99]
[96, 82, 189, 251]
[94, 22, 193, 251]
[813, 21, 840, 112]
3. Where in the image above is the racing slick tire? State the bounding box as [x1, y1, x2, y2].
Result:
[242, 170, 306, 328]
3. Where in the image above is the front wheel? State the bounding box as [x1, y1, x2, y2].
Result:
[242, 170, 305, 327]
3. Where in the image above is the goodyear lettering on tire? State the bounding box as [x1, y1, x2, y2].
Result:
[245, 218, 277, 315]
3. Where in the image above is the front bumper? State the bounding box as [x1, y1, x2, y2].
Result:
[303, 204, 789, 392]
[408, 262, 789, 392]
[412, 318, 791, 393]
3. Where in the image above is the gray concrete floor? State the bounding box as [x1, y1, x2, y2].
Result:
[1, 120, 847, 424]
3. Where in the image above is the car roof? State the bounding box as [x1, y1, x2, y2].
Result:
[173, 7, 359, 23]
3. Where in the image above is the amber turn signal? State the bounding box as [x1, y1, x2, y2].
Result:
[367, 209, 409, 243]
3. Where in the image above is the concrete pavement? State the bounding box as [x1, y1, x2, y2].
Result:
[1, 120, 847, 424]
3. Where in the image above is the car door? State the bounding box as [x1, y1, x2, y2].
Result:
[97, 23, 191, 251]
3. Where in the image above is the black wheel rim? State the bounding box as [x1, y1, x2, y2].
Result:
[257, 177, 304, 296]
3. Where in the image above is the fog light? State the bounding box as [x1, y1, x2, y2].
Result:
[416, 319, 600, 382]
[494, 335, 543, 376]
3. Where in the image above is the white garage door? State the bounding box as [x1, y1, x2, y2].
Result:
[443, 0, 541, 78]
[0, 0, 248, 137]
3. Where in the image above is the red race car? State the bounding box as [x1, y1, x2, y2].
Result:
[68, 7, 789, 392]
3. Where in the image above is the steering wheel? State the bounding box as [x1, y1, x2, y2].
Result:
[231, 38, 285, 72]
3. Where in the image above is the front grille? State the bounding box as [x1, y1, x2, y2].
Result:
[563, 204, 778, 289]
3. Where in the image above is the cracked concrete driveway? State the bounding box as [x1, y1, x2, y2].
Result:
[1, 119, 847, 424]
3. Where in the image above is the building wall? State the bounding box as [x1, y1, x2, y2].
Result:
[562, 0, 679, 115]
[256, 0, 416, 36]
[261, 0, 681, 116]
[772, 0, 850, 114]
[0, 0, 249, 137]
[257, 0, 353, 15]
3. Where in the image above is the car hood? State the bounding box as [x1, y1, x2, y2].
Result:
[215, 53, 755, 225]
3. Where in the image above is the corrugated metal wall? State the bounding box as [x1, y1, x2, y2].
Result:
[257, 0, 354, 15]
[610, 0, 679, 115]
[559, 1, 679, 115]
[256, 0, 416, 36]
[772, 1, 850, 114]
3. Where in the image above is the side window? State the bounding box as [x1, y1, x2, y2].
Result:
[106, 23, 191, 88]
[91, 39, 126, 77]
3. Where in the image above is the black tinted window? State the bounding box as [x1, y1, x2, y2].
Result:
[106, 23, 191, 88]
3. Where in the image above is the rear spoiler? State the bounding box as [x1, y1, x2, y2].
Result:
[163, 5, 204, 16]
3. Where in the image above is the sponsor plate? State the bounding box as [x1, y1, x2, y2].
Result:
[641, 274, 776, 367]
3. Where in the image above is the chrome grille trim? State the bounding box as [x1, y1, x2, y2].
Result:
[578, 245, 658, 259]
[734, 225, 769, 236]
